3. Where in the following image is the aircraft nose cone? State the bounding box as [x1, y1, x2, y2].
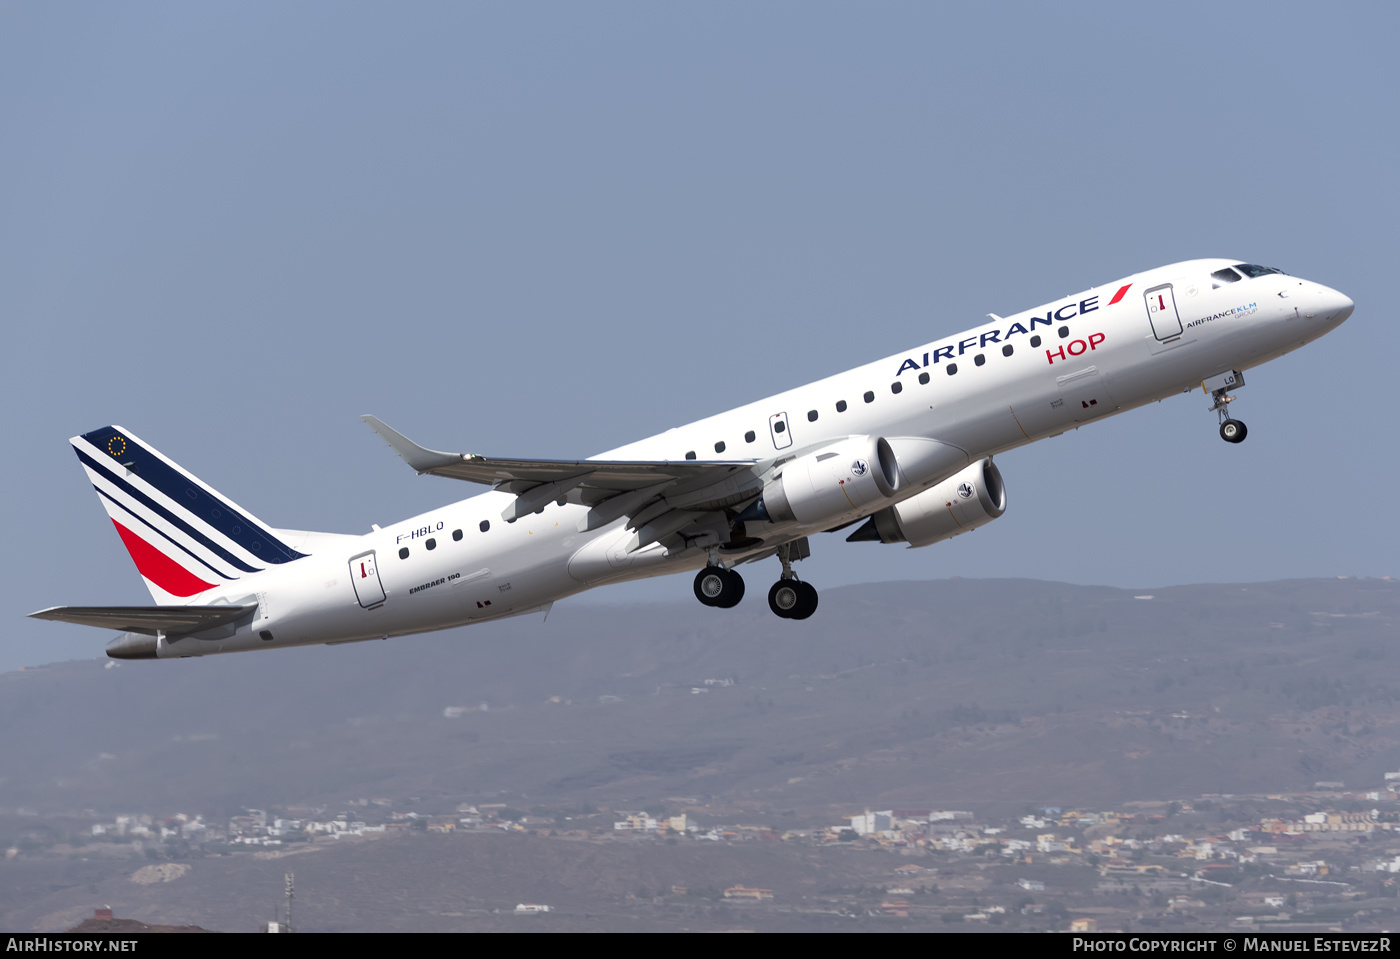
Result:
[1328, 290, 1355, 324]
[1307, 284, 1353, 329]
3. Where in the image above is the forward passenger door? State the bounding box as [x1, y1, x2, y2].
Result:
[1144, 284, 1184, 341]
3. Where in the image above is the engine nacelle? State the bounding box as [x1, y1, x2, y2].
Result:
[105, 631, 160, 660]
[883, 436, 970, 490]
[849, 458, 1006, 548]
[739, 435, 900, 527]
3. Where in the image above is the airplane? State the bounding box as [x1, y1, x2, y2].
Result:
[30, 259, 1353, 660]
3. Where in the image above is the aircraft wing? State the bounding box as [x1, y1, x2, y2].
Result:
[361, 414, 771, 537]
[28, 604, 258, 635]
[361, 415, 756, 493]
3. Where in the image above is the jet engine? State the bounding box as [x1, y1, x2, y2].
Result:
[737, 435, 900, 527]
[847, 458, 1006, 548]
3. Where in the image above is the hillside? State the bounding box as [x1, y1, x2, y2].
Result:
[4, 577, 1399, 814]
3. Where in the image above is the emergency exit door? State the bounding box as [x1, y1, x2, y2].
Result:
[349, 551, 386, 608]
[769, 411, 792, 450]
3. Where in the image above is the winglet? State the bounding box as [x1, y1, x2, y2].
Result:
[360, 415, 464, 473]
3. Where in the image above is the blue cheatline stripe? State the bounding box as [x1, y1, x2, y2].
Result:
[76, 448, 263, 574]
[95, 487, 236, 581]
[80, 427, 305, 563]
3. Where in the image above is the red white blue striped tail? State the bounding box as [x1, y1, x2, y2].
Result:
[72, 426, 306, 605]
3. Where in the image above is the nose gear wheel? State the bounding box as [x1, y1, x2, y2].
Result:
[1219, 419, 1247, 444]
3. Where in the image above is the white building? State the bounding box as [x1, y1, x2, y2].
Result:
[850, 810, 894, 836]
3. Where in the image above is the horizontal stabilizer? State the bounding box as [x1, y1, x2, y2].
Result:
[29, 604, 258, 636]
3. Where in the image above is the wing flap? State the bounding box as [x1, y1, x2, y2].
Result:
[29, 604, 258, 635]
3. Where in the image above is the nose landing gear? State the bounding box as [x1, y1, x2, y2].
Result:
[1219, 418, 1247, 444]
[1205, 370, 1248, 444]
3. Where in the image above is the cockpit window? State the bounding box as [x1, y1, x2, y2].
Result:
[1234, 263, 1286, 278]
[1211, 267, 1241, 288]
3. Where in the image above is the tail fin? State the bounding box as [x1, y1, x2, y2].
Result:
[72, 426, 306, 604]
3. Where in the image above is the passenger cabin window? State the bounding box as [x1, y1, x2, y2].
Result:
[685, 450, 696, 459]
[890, 381, 902, 394]
[426, 538, 436, 550]
[946, 363, 958, 375]
[1002, 344, 1014, 357]
[398, 547, 409, 559]
[807, 410, 818, 422]
[863, 391, 875, 404]
[836, 400, 847, 412]
[1058, 326, 1070, 338]
[479, 520, 490, 532]
[974, 354, 985, 366]
[918, 371, 930, 385]
[745, 430, 756, 443]
[1211, 267, 1242, 288]
[714, 441, 726, 453]
[452, 529, 463, 541]
[1030, 335, 1042, 348]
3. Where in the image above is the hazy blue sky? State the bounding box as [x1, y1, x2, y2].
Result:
[4, 3, 1396, 671]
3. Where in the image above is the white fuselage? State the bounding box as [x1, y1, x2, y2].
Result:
[156, 259, 1352, 657]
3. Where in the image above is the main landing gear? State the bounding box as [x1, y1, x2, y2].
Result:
[692, 542, 820, 620]
[693, 564, 744, 608]
[768, 578, 818, 620]
[768, 541, 817, 620]
[1205, 370, 1248, 445]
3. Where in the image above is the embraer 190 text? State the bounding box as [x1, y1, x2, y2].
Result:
[32, 259, 1353, 659]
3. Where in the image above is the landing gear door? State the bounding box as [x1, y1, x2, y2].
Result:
[349, 551, 386, 609]
[1144, 283, 1183, 341]
[768, 412, 792, 450]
